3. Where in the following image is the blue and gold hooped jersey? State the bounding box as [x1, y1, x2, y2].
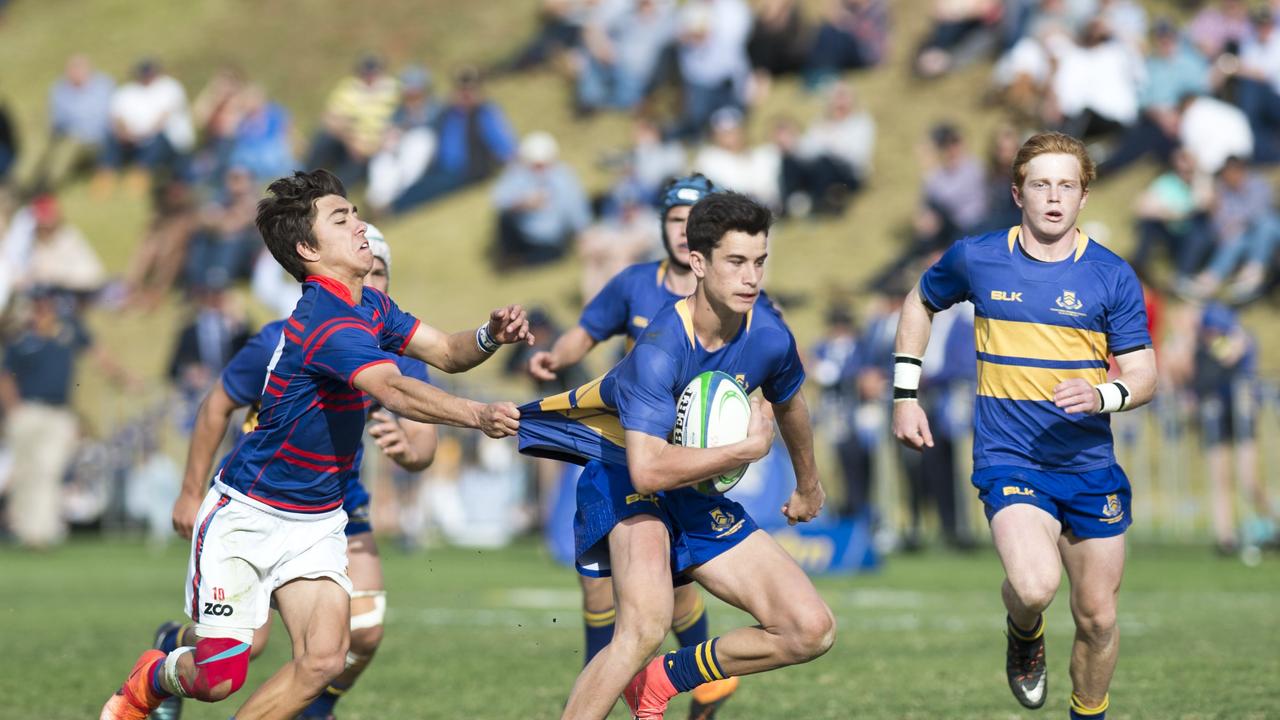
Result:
[919, 227, 1151, 472]
[518, 297, 806, 466]
[579, 260, 683, 347]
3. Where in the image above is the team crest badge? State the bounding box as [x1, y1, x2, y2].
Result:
[1056, 290, 1084, 311]
[1101, 494, 1122, 518]
[709, 507, 735, 533]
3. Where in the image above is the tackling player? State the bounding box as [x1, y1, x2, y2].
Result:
[150, 225, 436, 720]
[528, 174, 739, 718]
[101, 169, 531, 720]
[892, 132, 1156, 720]
[519, 192, 834, 720]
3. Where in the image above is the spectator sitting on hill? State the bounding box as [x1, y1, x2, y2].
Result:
[693, 106, 781, 209]
[491, 0, 592, 74]
[776, 81, 874, 217]
[167, 280, 250, 428]
[673, 0, 753, 138]
[805, 0, 890, 86]
[980, 122, 1023, 231]
[1183, 156, 1279, 303]
[1048, 17, 1143, 140]
[1096, 19, 1210, 176]
[576, 182, 660, 303]
[914, 122, 987, 251]
[184, 166, 261, 290]
[1228, 10, 1280, 162]
[189, 64, 247, 183]
[104, 59, 195, 192]
[492, 132, 591, 269]
[574, 0, 675, 114]
[122, 176, 198, 311]
[36, 54, 114, 191]
[604, 114, 687, 205]
[1187, 0, 1253, 61]
[914, 0, 1003, 79]
[228, 83, 296, 182]
[368, 65, 441, 213]
[0, 194, 105, 313]
[391, 66, 516, 214]
[747, 0, 812, 80]
[1131, 147, 1214, 286]
[307, 54, 401, 188]
[1179, 92, 1253, 175]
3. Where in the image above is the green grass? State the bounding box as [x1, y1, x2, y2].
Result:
[1, 538, 1276, 719]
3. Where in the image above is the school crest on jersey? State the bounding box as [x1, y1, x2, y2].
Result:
[1056, 290, 1084, 311]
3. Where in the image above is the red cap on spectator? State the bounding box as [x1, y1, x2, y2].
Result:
[31, 195, 60, 224]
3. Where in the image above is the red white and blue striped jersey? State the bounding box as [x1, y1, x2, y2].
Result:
[214, 275, 420, 515]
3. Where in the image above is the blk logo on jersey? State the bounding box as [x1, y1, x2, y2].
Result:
[1002, 486, 1035, 497]
[991, 290, 1023, 302]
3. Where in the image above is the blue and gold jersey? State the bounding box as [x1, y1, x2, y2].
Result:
[519, 297, 806, 466]
[579, 260, 683, 347]
[919, 227, 1151, 472]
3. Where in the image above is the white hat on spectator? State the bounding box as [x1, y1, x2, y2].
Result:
[366, 223, 391, 272]
[519, 132, 559, 165]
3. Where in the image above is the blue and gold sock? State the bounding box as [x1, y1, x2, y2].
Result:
[583, 608, 616, 665]
[661, 638, 726, 693]
[299, 681, 349, 718]
[1069, 692, 1108, 719]
[672, 594, 709, 648]
[156, 623, 190, 654]
[1007, 613, 1044, 642]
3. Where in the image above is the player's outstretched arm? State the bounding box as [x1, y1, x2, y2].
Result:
[892, 284, 936, 451]
[625, 397, 775, 494]
[173, 380, 242, 539]
[1054, 347, 1158, 415]
[406, 305, 535, 374]
[528, 325, 597, 381]
[367, 409, 439, 472]
[772, 391, 826, 525]
[353, 362, 519, 438]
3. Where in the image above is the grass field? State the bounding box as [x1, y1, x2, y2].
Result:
[1, 537, 1276, 719]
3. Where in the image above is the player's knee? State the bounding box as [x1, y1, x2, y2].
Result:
[185, 637, 251, 702]
[613, 615, 668, 659]
[296, 647, 349, 691]
[1009, 574, 1058, 613]
[782, 602, 836, 663]
[1073, 598, 1117, 640]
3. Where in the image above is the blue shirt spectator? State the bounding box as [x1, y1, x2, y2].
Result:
[49, 55, 115, 146]
[1140, 35, 1210, 110]
[493, 132, 591, 265]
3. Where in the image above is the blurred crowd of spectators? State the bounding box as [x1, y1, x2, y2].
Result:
[0, 0, 1276, 556]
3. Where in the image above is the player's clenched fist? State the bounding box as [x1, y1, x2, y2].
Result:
[892, 400, 934, 450]
[478, 401, 521, 438]
[782, 483, 825, 526]
[171, 491, 202, 540]
[527, 351, 559, 381]
[1053, 377, 1100, 415]
[488, 305, 536, 346]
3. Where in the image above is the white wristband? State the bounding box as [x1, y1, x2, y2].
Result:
[476, 323, 500, 354]
[893, 354, 923, 402]
[1093, 380, 1131, 413]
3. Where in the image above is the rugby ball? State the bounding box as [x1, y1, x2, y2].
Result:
[672, 371, 752, 494]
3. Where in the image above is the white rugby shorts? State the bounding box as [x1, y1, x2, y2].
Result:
[183, 488, 351, 641]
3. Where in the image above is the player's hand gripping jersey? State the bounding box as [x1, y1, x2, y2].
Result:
[213, 276, 421, 514]
[919, 228, 1151, 471]
[519, 297, 804, 467]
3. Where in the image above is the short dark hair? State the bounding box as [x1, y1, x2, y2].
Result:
[685, 192, 773, 258]
[256, 169, 347, 282]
